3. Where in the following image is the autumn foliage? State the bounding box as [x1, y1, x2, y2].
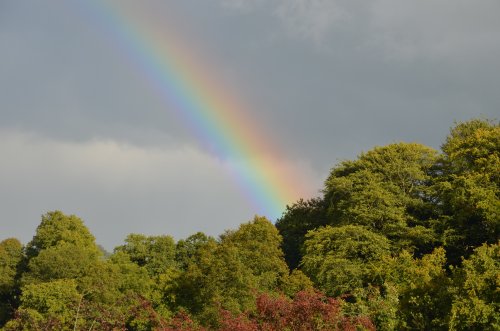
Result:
[219, 291, 374, 331]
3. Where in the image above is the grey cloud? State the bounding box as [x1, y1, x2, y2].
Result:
[0, 131, 260, 249]
[219, 0, 500, 60]
[0, 1, 191, 146]
[368, 0, 500, 61]
[214, 0, 500, 167]
[1, 1, 499, 247]
[275, 0, 350, 47]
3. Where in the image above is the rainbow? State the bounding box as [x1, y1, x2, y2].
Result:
[75, 1, 308, 219]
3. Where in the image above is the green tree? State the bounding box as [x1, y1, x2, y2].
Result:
[276, 198, 329, 270]
[175, 239, 257, 326]
[324, 143, 439, 254]
[450, 242, 500, 330]
[3, 279, 80, 331]
[441, 119, 499, 176]
[173, 217, 291, 327]
[115, 234, 177, 277]
[435, 119, 499, 263]
[14, 211, 157, 329]
[221, 216, 289, 291]
[301, 225, 396, 330]
[279, 269, 314, 298]
[107, 251, 152, 298]
[0, 239, 23, 326]
[25, 211, 96, 259]
[302, 225, 391, 297]
[175, 232, 215, 271]
[21, 211, 102, 290]
[22, 241, 100, 285]
[383, 248, 453, 330]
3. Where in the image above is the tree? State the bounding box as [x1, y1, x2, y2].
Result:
[221, 216, 289, 292]
[441, 119, 499, 176]
[383, 248, 453, 330]
[22, 241, 100, 285]
[175, 232, 215, 271]
[324, 143, 439, 254]
[276, 198, 329, 270]
[174, 217, 292, 327]
[301, 225, 396, 330]
[0, 239, 23, 326]
[279, 269, 314, 298]
[302, 225, 391, 297]
[435, 119, 499, 263]
[25, 211, 96, 259]
[115, 234, 177, 277]
[9, 211, 171, 330]
[176, 239, 258, 326]
[450, 242, 500, 330]
[219, 291, 375, 331]
[21, 212, 102, 286]
[3, 279, 80, 330]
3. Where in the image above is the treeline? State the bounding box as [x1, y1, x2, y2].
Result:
[0, 119, 498, 330]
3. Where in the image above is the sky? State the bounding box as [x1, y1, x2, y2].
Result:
[1, 0, 499, 250]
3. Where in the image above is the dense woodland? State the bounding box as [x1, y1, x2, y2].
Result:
[0, 119, 498, 330]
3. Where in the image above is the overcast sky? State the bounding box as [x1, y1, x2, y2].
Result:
[1, 0, 499, 250]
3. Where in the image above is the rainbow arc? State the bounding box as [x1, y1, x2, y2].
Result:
[79, 0, 308, 219]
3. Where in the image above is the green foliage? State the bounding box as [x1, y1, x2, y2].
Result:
[0, 239, 23, 326]
[435, 119, 499, 263]
[108, 251, 152, 296]
[25, 211, 96, 259]
[441, 119, 499, 177]
[3, 279, 80, 330]
[23, 241, 100, 285]
[279, 269, 314, 298]
[221, 216, 289, 291]
[175, 232, 215, 271]
[324, 143, 440, 253]
[22, 211, 102, 289]
[450, 242, 500, 330]
[173, 217, 292, 327]
[276, 198, 329, 270]
[342, 284, 400, 331]
[302, 225, 391, 297]
[0, 239, 23, 293]
[10, 211, 162, 330]
[115, 233, 177, 276]
[177, 240, 257, 326]
[384, 248, 453, 330]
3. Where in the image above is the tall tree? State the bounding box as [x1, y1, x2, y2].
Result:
[301, 225, 396, 329]
[435, 119, 499, 263]
[174, 217, 292, 327]
[21, 211, 102, 289]
[221, 216, 289, 291]
[324, 143, 439, 254]
[25, 211, 97, 259]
